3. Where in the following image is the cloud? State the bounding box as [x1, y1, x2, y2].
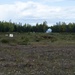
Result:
[0, 1, 61, 19]
[43, 0, 63, 2]
[0, 4, 17, 20]
[0, 1, 75, 25]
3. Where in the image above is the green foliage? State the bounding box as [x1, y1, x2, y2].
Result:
[1, 38, 9, 43]
[51, 22, 75, 32]
[0, 21, 48, 33]
[19, 37, 30, 45]
[1, 20, 75, 33]
[0, 32, 75, 45]
[34, 35, 41, 42]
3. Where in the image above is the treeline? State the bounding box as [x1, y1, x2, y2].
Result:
[0, 21, 48, 32]
[0, 21, 75, 32]
[51, 22, 75, 32]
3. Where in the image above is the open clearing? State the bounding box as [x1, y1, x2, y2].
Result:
[0, 44, 75, 75]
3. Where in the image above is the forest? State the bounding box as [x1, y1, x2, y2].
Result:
[0, 21, 75, 32]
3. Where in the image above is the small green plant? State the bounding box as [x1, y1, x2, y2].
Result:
[1, 38, 9, 43]
[19, 37, 30, 45]
[21, 36, 25, 40]
[34, 35, 43, 42]
[35, 38, 40, 42]
[23, 38, 29, 45]
[50, 37, 57, 42]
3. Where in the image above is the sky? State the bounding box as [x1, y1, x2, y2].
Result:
[0, 0, 75, 26]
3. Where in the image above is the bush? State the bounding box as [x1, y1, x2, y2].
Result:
[1, 39, 9, 43]
[34, 35, 43, 42]
[19, 37, 30, 45]
[50, 37, 57, 42]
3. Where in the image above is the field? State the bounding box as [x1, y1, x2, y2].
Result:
[0, 32, 75, 75]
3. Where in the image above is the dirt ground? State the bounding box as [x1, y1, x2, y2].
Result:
[0, 44, 75, 75]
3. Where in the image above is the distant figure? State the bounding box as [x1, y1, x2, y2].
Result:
[46, 28, 52, 33]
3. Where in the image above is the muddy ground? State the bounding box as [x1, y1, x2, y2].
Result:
[0, 44, 75, 75]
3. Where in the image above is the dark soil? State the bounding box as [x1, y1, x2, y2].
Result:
[0, 44, 75, 75]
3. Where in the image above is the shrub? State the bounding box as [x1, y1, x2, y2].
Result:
[1, 38, 9, 43]
[34, 35, 43, 42]
[50, 37, 57, 42]
[19, 37, 30, 45]
[21, 36, 25, 40]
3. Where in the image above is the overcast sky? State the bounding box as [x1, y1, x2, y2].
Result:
[0, 0, 75, 26]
